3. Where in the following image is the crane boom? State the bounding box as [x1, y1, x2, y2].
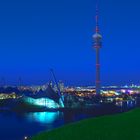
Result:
[50, 69, 64, 107]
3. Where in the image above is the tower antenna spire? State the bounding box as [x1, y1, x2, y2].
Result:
[95, 0, 99, 33]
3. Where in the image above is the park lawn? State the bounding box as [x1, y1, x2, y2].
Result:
[32, 108, 140, 140]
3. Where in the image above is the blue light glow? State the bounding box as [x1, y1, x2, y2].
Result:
[25, 111, 61, 124]
[25, 97, 60, 108]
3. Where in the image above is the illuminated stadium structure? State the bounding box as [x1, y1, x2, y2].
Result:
[23, 84, 64, 109]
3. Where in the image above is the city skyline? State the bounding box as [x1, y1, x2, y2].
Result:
[0, 0, 140, 86]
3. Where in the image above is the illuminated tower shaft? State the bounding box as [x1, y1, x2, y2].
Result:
[93, 4, 102, 95]
[95, 48, 100, 95]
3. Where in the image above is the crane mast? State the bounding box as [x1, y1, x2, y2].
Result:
[50, 69, 64, 107]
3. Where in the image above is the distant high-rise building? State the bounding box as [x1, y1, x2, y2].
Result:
[53, 80, 64, 92]
[59, 80, 65, 92]
[93, 3, 102, 95]
[49, 81, 53, 87]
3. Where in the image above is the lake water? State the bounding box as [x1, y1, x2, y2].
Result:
[0, 111, 65, 140]
[0, 100, 137, 140]
[0, 110, 94, 140]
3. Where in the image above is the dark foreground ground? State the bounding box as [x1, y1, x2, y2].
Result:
[31, 108, 140, 140]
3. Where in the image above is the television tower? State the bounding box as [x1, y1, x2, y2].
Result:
[93, 2, 102, 95]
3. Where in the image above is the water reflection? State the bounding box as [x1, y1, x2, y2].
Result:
[0, 100, 139, 140]
[116, 100, 136, 108]
[25, 111, 62, 124]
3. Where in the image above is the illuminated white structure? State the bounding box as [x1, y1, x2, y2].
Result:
[23, 84, 63, 109]
[25, 97, 60, 108]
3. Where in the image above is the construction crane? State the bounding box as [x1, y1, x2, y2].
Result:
[50, 69, 64, 107]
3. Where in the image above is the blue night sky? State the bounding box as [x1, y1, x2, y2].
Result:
[0, 0, 139, 86]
